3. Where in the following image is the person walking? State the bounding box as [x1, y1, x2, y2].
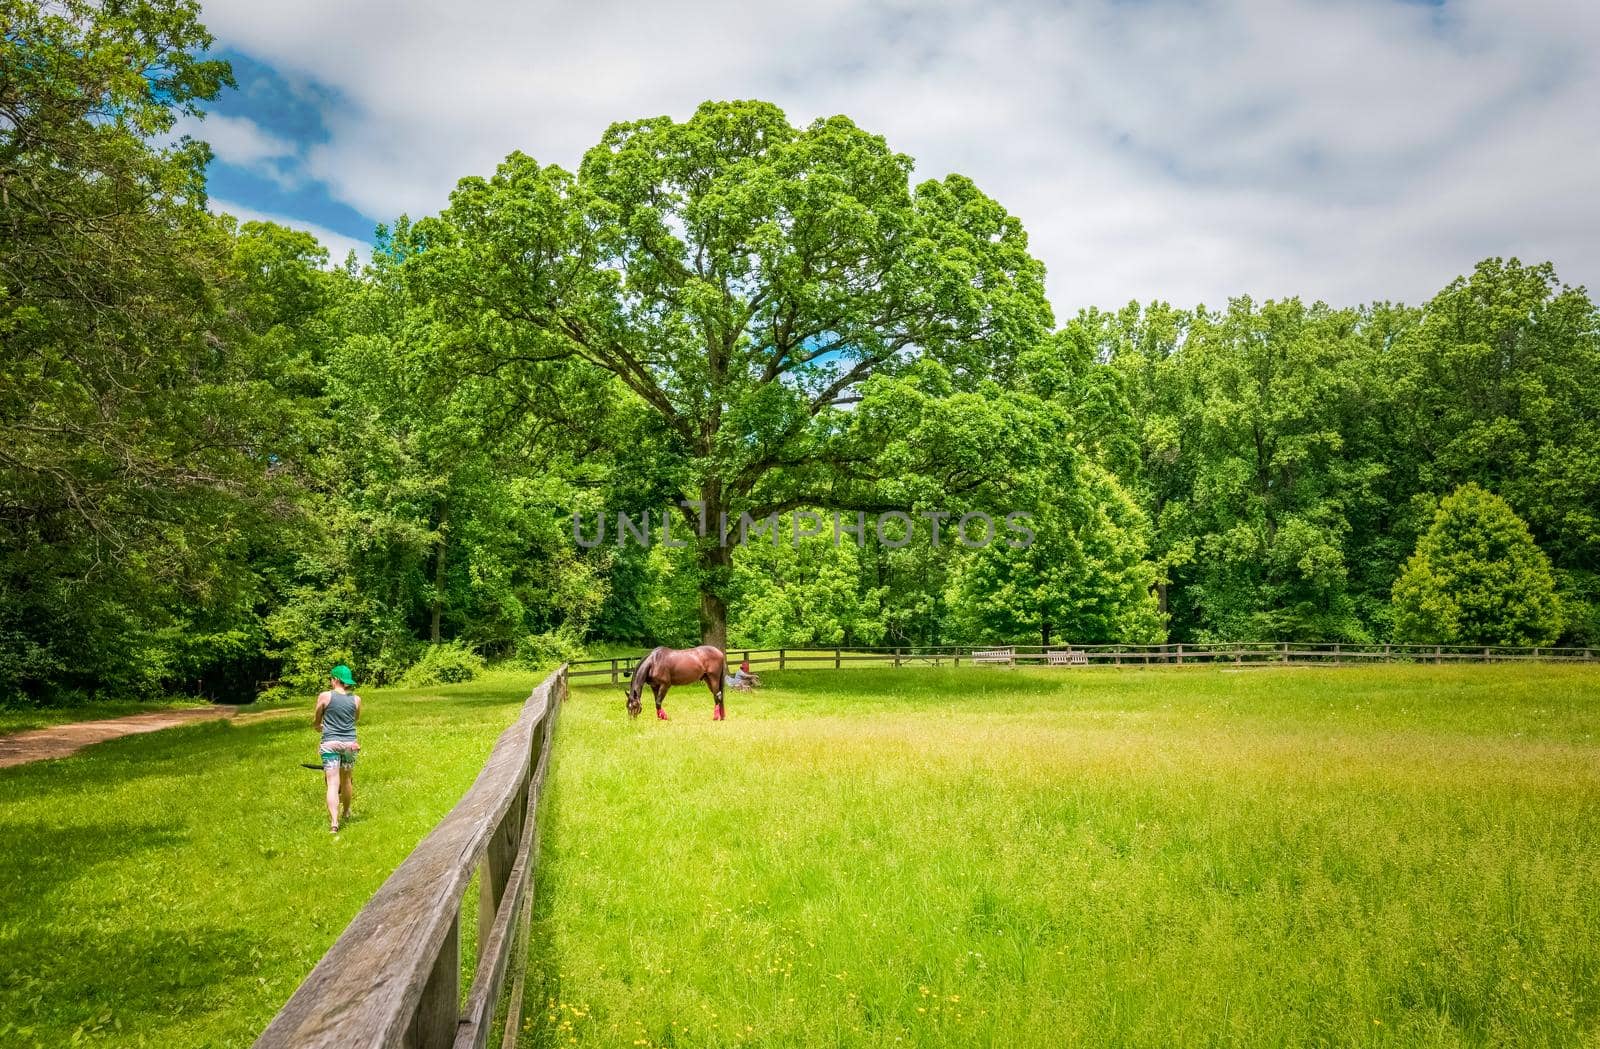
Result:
[314, 664, 362, 834]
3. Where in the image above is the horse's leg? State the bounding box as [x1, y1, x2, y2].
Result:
[706, 672, 725, 720]
[654, 681, 669, 720]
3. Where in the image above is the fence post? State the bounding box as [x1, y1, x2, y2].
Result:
[779, 648, 786, 671]
[478, 800, 518, 964]
[610, 659, 618, 685]
[1176, 643, 1184, 666]
[408, 912, 459, 1048]
[1383, 643, 1391, 662]
[894, 647, 902, 668]
[1484, 646, 1490, 663]
[1333, 643, 1341, 665]
[835, 648, 842, 669]
[1435, 645, 1442, 664]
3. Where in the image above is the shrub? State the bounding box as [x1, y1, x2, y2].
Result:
[517, 630, 586, 668]
[1392, 484, 1562, 645]
[1555, 570, 1600, 646]
[254, 683, 299, 706]
[399, 641, 485, 687]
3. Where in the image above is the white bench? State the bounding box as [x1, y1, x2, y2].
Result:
[1046, 649, 1088, 666]
[971, 647, 1015, 666]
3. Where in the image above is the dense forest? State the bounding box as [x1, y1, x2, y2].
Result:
[4, 0, 1596, 705]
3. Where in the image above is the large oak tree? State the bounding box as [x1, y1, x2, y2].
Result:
[411, 100, 1053, 645]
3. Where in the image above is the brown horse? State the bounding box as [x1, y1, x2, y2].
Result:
[625, 645, 727, 721]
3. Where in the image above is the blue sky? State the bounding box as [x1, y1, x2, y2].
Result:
[202, 54, 372, 240]
[181, 51, 378, 260]
[186, 0, 1600, 311]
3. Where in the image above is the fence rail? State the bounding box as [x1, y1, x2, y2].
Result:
[255, 665, 567, 1049]
[569, 642, 1598, 681]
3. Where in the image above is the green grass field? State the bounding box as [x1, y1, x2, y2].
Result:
[3, 664, 1597, 1047]
[528, 665, 1600, 1048]
[0, 670, 543, 1048]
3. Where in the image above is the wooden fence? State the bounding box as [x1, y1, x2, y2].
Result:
[255, 665, 567, 1049]
[569, 642, 1598, 682]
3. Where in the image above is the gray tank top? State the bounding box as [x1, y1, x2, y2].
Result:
[321, 690, 358, 744]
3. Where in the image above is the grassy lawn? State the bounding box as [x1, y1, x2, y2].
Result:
[0, 697, 212, 737]
[529, 664, 1600, 1048]
[0, 669, 544, 1048]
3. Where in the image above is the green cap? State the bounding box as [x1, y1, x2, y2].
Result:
[329, 664, 356, 687]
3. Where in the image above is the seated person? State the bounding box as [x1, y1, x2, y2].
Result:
[729, 658, 761, 689]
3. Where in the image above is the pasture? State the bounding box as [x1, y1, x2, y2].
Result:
[529, 664, 1600, 1047]
[0, 671, 542, 1048]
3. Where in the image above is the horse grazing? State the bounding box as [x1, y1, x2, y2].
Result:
[625, 645, 727, 721]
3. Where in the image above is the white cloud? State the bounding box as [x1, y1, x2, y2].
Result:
[175, 113, 299, 186]
[210, 198, 371, 266]
[199, 0, 1600, 312]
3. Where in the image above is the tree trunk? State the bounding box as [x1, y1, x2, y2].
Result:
[698, 541, 730, 649]
[430, 502, 449, 644]
[1042, 621, 1052, 647]
[697, 484, 731, 649]
[699, 589, 728, 650]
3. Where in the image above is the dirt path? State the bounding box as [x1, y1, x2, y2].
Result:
[0, 706, 246, 769]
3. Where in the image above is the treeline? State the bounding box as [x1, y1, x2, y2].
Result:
[2, 0, 1595, 706]
[617, 260, 1595, 653]
[1076, 279, 1596, 646]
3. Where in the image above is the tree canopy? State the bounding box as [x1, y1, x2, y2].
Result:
[1392, 484, 1562, 646]
[407, 100, 1053, 645]
[4, 0, 1598, 707]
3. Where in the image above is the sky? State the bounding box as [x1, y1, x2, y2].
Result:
[186, 0, 1600, 315]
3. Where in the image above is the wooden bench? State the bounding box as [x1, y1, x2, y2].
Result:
[1045, 649, 1088, 666]
[971, 647, 1015, 666]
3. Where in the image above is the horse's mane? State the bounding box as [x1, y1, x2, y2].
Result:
[628, 646, 668, 690]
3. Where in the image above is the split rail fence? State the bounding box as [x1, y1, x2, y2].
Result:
[569, 642, 1598, 682]
[254, 665, 567, 1049]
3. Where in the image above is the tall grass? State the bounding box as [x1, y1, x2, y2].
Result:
[526, 665, 1600, 1047]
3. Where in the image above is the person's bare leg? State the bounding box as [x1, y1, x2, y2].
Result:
[339, 766, 354, 822]
[324, 764, 341, 831]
